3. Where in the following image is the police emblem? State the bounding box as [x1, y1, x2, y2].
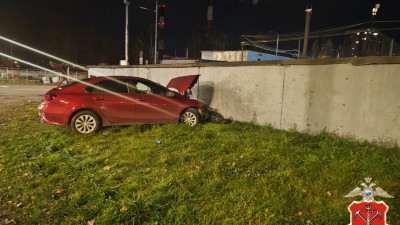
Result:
[344, 177, 394, 225]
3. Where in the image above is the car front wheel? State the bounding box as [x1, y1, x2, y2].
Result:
[71, 110, 100, 134]
[180, 108, 200, 126]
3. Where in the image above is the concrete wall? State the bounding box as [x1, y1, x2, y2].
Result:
[88, 56, 400, 146]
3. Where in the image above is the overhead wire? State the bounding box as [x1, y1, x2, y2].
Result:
[241, 21, 400, 54]
[243, 22, 371, 41]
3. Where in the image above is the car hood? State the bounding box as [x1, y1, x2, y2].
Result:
[166, 75, 200, 94]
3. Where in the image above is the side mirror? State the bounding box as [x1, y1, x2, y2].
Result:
[167, 91, 175, 97]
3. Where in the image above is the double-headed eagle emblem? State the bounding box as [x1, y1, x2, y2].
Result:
[344, 177, 393, 201]
[344, 177, 394, 225]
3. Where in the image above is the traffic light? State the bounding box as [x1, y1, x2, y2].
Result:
[158, 2, 165, 29]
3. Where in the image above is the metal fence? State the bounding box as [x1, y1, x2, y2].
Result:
[0, 67, 88, 84]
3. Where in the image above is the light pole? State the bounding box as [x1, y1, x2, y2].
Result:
[124, 0, 130, 65]
[302, 5, 312, 59]
[269, 30, 279, 56]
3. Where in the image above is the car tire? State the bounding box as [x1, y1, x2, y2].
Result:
[180, 108, 200, 126]
[71, 110, 100, 134]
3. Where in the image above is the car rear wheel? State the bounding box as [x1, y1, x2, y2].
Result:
[180, 108, 200, 126]
[71, 111, 100, 134]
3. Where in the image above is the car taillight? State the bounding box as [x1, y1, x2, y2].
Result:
[45, 94, 57, 101]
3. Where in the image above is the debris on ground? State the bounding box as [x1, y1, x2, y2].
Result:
[203, 107, 232, 124]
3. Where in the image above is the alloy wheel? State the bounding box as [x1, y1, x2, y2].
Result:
[181, 111, 198, 126]
[74, 114, 97, 133]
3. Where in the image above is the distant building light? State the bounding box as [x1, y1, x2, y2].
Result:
[364, 32, 367, 34]
[351, 47, 355, 50]
[356, 41, 359, 44]
[362, 37, 367, 41]
[357, 32, 360, 35]
[373, 32, 379, 36]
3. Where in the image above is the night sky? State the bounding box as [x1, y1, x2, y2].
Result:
[0, 0, 399, 66]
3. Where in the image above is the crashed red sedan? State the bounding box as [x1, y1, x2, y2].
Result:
[38, 75, 205, 134]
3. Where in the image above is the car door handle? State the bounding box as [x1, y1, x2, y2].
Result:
[93, 96, 104, 101]
[137, 98, 146, 101]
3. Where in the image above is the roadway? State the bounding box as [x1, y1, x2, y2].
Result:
[0, 84, 55, 104]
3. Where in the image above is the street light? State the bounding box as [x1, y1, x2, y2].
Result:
[371, 3, 380, 29]
[302, 4, 312, 59]
[372, 3, 380, 16]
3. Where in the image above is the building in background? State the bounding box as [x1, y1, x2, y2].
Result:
[201, 50, 293, 62]
[343, 29, 400, 57]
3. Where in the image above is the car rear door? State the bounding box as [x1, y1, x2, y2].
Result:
[87, 79, 136, 124]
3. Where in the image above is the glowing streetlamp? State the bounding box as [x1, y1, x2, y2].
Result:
[371, 3, 380, 28]
[372, 3, 380, 16]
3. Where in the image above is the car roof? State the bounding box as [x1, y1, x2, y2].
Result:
[87, 76, 166, 87]
[90, 76, 144, 80]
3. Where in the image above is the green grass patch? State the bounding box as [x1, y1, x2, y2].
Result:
[0, 102, 399, 224]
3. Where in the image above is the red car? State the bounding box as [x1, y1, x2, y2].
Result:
[38, 75, 205, 134]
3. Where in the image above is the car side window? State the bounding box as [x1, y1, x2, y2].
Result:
[87, 80, 128, 94]
[137, 81, 167, 95]
[125, 80, 139, 94]
[125, 80, 166, 95]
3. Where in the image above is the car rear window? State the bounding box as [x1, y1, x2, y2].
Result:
[87, 80, 128, 94]
[60, 78, 91, 89]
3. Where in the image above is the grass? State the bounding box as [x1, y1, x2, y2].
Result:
[0, 101, 399, 224]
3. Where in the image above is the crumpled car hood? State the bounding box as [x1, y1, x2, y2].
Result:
[166, 75, 200, 94]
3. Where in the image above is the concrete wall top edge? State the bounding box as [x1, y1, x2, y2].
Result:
[88, 56, 400, 69]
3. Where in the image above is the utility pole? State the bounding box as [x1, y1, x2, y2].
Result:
[124, 0, 130, 65]
[302, 5, 312, 59]
[207, 0, 214, 34]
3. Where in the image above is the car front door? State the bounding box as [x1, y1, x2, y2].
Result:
[128, 80, 181, 123]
